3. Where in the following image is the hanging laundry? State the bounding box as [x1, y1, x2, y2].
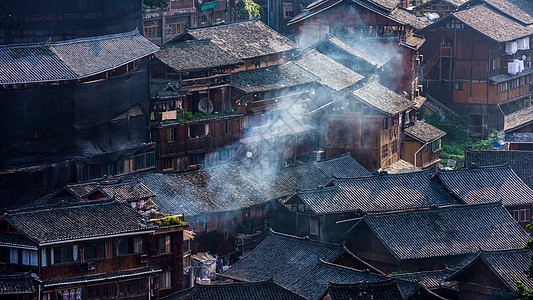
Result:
[517, 37, 530, 50]
[506, 41, 518, 55]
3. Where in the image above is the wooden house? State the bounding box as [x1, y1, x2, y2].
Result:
[504, 105, 533, 150]
[464, 148, 533, 189]
[393, 269, 459, 299]
[150, 39, 245, 171]
[418, 0, 533, 137]
[323, 80, 415, 169]
[414, 0, 469, 17]
[142, 0, 235, 45]
[169, 19, 298, 73]
[0, 199, 188, 299]
[346, 202, 529, 273]
[322, 279, 445, 300]
[403, 121, 446, 169]
[231, 62, 319, 162]
[277, 169, 460, 242]
[435, 164, 533, 231]
[0, 273, 38, 300]
[448, 249, 533, 300]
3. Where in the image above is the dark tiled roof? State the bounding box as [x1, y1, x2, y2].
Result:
[352, 81, 414, 115]
[505, 132, 533, 143]
[155, 39, 242, 71]
[504, 105, 533, 132]
[67, 179, 156, 202]
[464, 149, 533, 189]
[289, 0, 344, 25]
[453, 4, 533, 42]
[0, 29, 158, 84]
[437, 165, 533, 206]
[381, 160, 420, 174]
[221, 231, 345, 286]
[369, 0, 401, 10]
[327, 280, 405, 300]
[363, 203, 530, 260]
[485, 0, 533, 25]
[164, 280, 307, 300]
[139, 159, 331, 216]
[231, 62, 319, 93]
[43, 265, 161, 287]
[314, 153, 372, 178]
[405, 121, 446, 143]
[393, 269, 456, 290]
[5, 201, 155, 245]
[185, 19, 297, 60]
[150, 81, 187, 99]
[0, 273, 35, 295]
[489, 67, 533, 84]
[450, 249, 533, 291]
[295, 170, 458, 214]
[327, 33, 393, 68]
[0, 233, 38, 249]
[292, 49, 364, 92]
[287, 260, 419, 300]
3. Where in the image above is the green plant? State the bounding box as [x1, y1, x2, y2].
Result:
[236, 0, 262, 20]
[154, 215, 186, 226]
[516, 221, 533, 299]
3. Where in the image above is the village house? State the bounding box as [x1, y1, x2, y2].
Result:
[435, 164, 533, 230]
[150, 38, 245, 171]
[0, 199, 187, 299]
[403, 121, 446, 169]
[346, 202, 530, 273]
[448, 249, 533, 300]
[254, 0, 311, 36]
[0, 29, 159, 208]
[277, 169, 459, 242]
[0, 272, 39, 300]
[322, 279, 445, 300]
[418, 0, 533, 137]
[414, 0, 469, 17]
[142, 0, 236, 45]
[504, 105, 533, 150]
[169, 19, 298, 73]
[464, 148, 533, 188]
[322, 80, 415, 169]
[393, 269, 458, 299]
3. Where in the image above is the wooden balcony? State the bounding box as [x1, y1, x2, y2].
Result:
[180, 73, 230, 91]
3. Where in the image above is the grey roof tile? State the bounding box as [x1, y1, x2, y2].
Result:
[327, 280, 405, 300]
[5, 201, 155, 244]
[393, 269, 456, 290]
[504, 105, 533, 132]
[464, 149, 533, 189]
[485, 0, 533, 25]
[327, 33, 393, 68]
[221, 231, 345, 286]
[155, 39, 243, 71]
[437, 165, 533, 206]
[314, 153, 372, 178]
[66, 179, 156, 202]
[295, 170, 458, 214]
[43, 265, 161, 287]
[352, 81, 414, 115]
[363, 203, 530, 260]
[0, 29, 158, 84]
[0, 273, 35, 295]
[505, 132, 533, 143]
[405, 121, 446, 143]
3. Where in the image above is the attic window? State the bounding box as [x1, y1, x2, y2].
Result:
[283, 2, 294, 19]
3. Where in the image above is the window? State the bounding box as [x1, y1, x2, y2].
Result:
[166, 22, 185, 36]
[521, 209, 530, 222]
[310, 218, 319, 235]
[188, 153, 205, 167]
[391, 140, 398, 155]
[84, 241, 105, 261]
[454, 82, 463, 90]
[510, 79, 518, 89]
[500, 82, 508, 92]
[167, 128, 176, 142]
[492, 58, 499, 70]
[188, 125, 206, 138]
[432, 139, 442, 152]
[381, 144, 389, 159]
[298, 204, 305, 213]
[51, 245, 78, 264]
[158, 235, 172, 254]
[200, 15, 207, 24]
[283, 2, 294, 19]
[117, 236, 143, 256]
[22, 250, 38, 266]
[383, 118, 389, 130]
[424, 145, 429, 153]
[161, 271, 172, 288]
[215, 10, 223, 21]
[225, 120, 232, 134]
[511, 210, 520, 222]
[136, 151, 156, 170]
[9, 248, 18, 264]
[143, 20, 161, 38]
[41, 249, 47, 267]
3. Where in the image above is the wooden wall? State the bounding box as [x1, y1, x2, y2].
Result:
[453, 259, 509, 300]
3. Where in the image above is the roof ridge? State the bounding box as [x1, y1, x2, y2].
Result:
[365, 201, 503, 218]
[9, 199, 119, 215]
[334, 168, 434, 181]
[437, 163, 510, 173]
[318, 258, 389, 278]
[270, 229, 343, 248]
[188, 17, 260, 32]
[51, 29, 140, 46]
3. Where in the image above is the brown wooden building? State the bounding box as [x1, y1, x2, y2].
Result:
[418, 1, 533, 137]
[150, 39, 246, 171]
[404, 121, 446, 169]
[448, 249, 533, 300]
[323, 80, 415, 169]
[142, 0, 236, 45]
[414, 0, 468, 17]
[346, 203, 529, 273]
[504, 104, 533, 150]
[0, 199, 187, 299]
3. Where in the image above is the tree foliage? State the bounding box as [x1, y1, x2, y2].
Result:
[236, 0, 262, 20]
[143, 0, 169, 10]
[517, 221, 533, 299]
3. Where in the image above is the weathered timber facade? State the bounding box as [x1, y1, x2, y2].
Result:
[403, 121, 446, 169]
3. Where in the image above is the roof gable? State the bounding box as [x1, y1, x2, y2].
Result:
[437, 165, 533, 206]
[405, 121, 446, 143]
[362, 203, 529, 260]
[0, 29, 159, 85]
[352, 81, 414, 115]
